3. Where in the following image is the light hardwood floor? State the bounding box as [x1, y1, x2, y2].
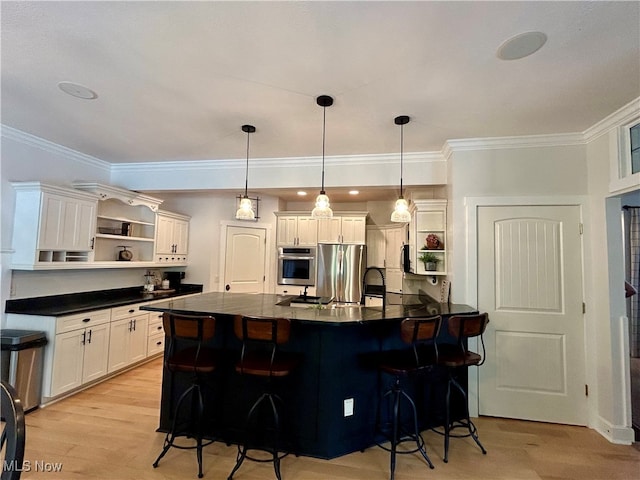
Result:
[19, 358, 640, 480]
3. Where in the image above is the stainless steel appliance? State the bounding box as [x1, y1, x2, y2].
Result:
[277, 247, 316, 286]
[316, 243, 366, 304]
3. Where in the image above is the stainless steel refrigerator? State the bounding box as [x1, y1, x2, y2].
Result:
[316, 243, 366, 303]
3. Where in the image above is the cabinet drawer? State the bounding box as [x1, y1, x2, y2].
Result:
[148, 316, 164, 336]
[56, 309, 111, 334]
[111, 303, 148, 321]
[147, 333, 165, 356]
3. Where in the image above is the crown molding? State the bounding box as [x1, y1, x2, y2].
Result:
[444, 132, 585, 155]
[110, 150, 446, 174]
[583, 96, 640, 142]
[1, 124, 111, 172]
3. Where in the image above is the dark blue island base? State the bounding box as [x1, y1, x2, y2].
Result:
[141, 292, 477, 459]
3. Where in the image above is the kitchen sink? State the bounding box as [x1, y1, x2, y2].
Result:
[276, 295, 334, 307]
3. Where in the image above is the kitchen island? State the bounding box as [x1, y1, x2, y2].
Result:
[142, 291, 477, 459]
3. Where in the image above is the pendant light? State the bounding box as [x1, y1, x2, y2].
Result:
[311, 95, 334, 219]
[235, 124, 256, 220]
[391, 115, 411, 223]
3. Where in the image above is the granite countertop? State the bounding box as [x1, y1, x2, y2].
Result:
[140, 291, 477, 325]
[4, 284, 204, 317]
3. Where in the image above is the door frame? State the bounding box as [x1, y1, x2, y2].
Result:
[218, 220, 274, 293]
[464, 195, 593, 420]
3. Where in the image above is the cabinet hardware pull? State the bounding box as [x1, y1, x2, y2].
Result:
[157, 326, 162, 331]
[81, 331, 86, 345]
[128, 309, 135, 313]
[128, 320, 132, 332]
[156, 341, 162, 346]
[90, 237, 95, 250]
[83, 318, 91, 323]
[87, 329, 92, 344]
[133, 319, 136, 331]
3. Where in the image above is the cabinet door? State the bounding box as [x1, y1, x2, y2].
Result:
[38, 194, 65, 250]
[173, 219, 189, 255]
[39, 193, 97, 251]
[366, 227, 385, 268]
[296, 216, 318, 246]
[108, 318, 131, 373]
[82, 323, 110, 383]
[50, 329, 84, 397]
[276, 216, 298, 245]
[341, 217, 366, 244]
[385, 226, 406, 269]
[128, 315, 149, 364]
[386, 268, 404, 293]
[155, 215, 175, 255]
[317, 217, 341, 243]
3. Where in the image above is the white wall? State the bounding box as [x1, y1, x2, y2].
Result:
[1, 129, 111, 325]
[448, 143, 588, 304]
[156, 191, 281, 293]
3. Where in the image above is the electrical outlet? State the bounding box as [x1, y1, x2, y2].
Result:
[343, 398, 354, 417]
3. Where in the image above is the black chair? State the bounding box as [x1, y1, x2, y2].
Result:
[376, 315, 442, 480]
[153, 313, 219, 478]
[227, 315, 300, 480]
[1, 380, 26, 480]
[436, 312, 489, 463]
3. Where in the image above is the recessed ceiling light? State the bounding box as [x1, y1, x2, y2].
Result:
[297, 191, 307, 196]
[57, 81, 98, 100]
[497, 31, 547, 60]
[349, 190, 359, 195]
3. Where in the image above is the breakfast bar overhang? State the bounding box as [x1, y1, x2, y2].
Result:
[141, 292, 477, 459]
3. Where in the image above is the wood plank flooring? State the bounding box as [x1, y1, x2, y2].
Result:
[18, 358, 640, 480]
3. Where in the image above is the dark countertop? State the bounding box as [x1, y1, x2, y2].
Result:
[140, 291, 476, 325]
[4, 284, 204, 317]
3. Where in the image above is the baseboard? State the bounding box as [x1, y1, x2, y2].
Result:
[595, 415, 636, 445]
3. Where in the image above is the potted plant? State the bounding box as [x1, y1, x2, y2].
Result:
[418, 252, 440, 271]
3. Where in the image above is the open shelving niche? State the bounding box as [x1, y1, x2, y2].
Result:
[412, 200, 447, 277]
[73, 182, 163, 266]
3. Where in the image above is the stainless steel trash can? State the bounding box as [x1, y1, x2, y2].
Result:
[1, 329, 47, 412]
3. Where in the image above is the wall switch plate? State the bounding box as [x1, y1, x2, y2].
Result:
[344, 398, 354, 417]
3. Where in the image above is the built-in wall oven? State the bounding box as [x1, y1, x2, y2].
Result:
[277, 247, 316, 286]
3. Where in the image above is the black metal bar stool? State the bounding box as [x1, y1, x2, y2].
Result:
[436, 312, 489, 463]
[227, 315, 300, 480]
[153, 313, 219, 478]
[375, 315, 442, 480]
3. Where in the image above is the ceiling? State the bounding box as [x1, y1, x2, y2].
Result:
[2, 1, 639, 171]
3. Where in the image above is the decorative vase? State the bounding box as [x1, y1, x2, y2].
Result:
[426, 234, 441, 250]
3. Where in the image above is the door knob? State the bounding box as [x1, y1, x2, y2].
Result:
[225, 284, 230, 291]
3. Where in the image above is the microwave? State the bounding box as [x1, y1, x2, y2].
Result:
[277, 247, 316, 286]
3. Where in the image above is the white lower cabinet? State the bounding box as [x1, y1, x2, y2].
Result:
[147, 314, 166, 356]
[49, 309, 111, 398]
[108, 307, 149, 373]
[50, 321, 110, 397]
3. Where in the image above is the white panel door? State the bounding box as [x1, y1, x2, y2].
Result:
[478, 205, 586, 425]
[224, 225, 267, 294]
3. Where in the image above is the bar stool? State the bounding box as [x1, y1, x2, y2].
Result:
[436, 312, 489, 463]
[228, 315, 300, 480]
[376, 315, 442, 480]
[153, 313, 219, 478]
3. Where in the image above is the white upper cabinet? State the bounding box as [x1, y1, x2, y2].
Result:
[317, 213, 367, 244]
[275, 214, 318, 246]
[11, 182, 99, 268]
[155, 210, 190, 264]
